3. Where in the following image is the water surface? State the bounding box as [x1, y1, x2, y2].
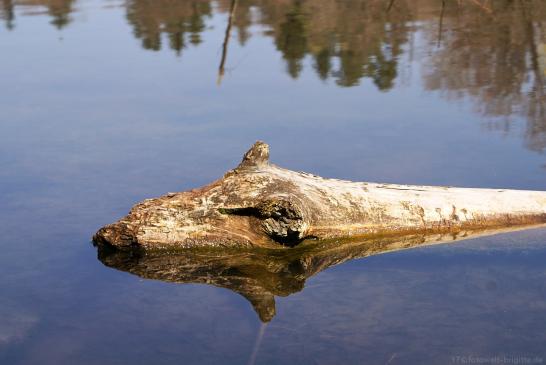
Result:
[1, 1, 546, 364]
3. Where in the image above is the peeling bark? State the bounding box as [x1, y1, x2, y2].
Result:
[93, 141, 546, 249]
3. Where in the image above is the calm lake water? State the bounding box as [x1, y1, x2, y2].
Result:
[1, 0, 546, 364]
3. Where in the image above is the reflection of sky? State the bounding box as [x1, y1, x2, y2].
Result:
[0, 305, 37, 346]
[1, 1, 546, 364]
[2, 229, 546, 364]
[267, 231, 546, 364]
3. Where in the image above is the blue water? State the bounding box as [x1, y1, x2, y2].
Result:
[1, 0, 546, 363]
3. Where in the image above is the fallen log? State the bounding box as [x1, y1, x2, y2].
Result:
[93, 141, 546, 249]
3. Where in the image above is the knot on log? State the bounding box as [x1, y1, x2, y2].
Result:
[93, 223, 136, 247]
[238, 141, 269, 169]
[219, 198, 309, 246]
[257, 199, 308, 246]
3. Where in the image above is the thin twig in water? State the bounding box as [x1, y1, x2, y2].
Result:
[467, 0, 492, 14]
[386, 0, 396, 13]
[217, 0, 238, 85]
[247, 322, 268, 365]
[385, 353, 398, 365]
[437, 0, 446, 48]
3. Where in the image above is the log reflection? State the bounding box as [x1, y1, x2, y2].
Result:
[96, 226, 541, 322]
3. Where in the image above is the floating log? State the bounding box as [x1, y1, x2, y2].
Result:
[93, 141, 546, 249]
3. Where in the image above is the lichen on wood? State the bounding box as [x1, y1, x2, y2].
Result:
[93, 141, 546, 249]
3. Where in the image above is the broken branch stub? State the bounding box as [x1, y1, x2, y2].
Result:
[93, 141, 546, 249]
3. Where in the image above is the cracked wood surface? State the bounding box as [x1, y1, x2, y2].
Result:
[93, 141, 546, 249]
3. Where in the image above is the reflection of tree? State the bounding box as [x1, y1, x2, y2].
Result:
[422, 0, 546, 151]
[520, 1, 546, 152]
[2, 0, 76, 29]
[218, 0, 238, 85]
[1, 0, 14, 30]
[5, 0, 546, 152]
[217, 0, 253, 46]
[246, 0, 412, 88]
[5, 0, 414, 87]
[18, 0, 76, 29]
[318, 0, 411, 89]
[275, 1, 308, 78]
[47, 0, 74, 29]
[125, 0, 212, 54]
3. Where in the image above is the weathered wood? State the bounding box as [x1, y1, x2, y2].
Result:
[93, 141, 546, 249]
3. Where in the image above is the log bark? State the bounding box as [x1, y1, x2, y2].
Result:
[93, 141, 546, 249]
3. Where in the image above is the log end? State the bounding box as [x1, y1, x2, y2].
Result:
[93, 222, 136, 248]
